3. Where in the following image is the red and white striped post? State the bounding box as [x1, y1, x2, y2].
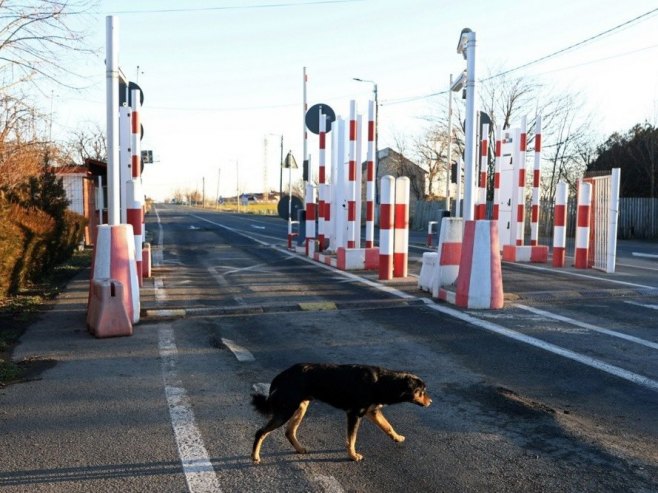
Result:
[126, 88, 144, 285]
[305, 183, 316, 255]
[347, 100, 357, 248]
[365, 100, 376, 248]
[530, 115, 542, 246]
[379, 176, 395, 280]
[574, 181, 591, 269]
[515, 117, 527, 245]
[552, 180, 567, 267]
[317, 111, 327, 250]
[394, 176, 410, 278]
[493, 125, 502, 221]
[476, 123, 489, 220]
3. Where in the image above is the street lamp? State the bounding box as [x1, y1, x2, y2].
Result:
[455, 27, 477, 221]
[353, 77, 379, 202]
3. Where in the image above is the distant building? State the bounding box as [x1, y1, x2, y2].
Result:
[54, 164, 98, 246]
[361, 147, 427, 220]
[53, 158, 109, 246]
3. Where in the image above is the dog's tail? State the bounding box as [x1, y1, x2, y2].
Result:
[251, 393, 271, 416]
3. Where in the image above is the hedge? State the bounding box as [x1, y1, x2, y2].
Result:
[0, 199, 86, 298]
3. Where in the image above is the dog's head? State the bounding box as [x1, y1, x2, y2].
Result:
[405, 375, 432, 407]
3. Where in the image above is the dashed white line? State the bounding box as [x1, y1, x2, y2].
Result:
[221, 338, 255, 362]
[624, 300, 658, 310]
[516, 304, 658, 351]
[158, 325, 221, 493]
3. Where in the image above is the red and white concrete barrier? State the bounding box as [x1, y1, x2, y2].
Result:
[439, 220, 503, 309]
[575, 181, 592, 269]
[393, 176, 410, 278]
[426, 221, 438, 247]
[379, 176, 395, 280]
[90, 224, 140, 324]
[502, 244, 548, 263]
[86, 279, 132, 338]
[430, 217, 463, 298]
[552, 180, 568, 267]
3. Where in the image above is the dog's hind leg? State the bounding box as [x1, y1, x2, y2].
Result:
[366, 408, 405, 443]
[285, 400, 310, 454]
[252, 406, 295, 464]
[345, 412, 364, 461]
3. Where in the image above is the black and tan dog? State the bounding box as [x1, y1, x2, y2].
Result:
[251, 363, 431, 463]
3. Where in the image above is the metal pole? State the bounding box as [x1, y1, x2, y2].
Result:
[105, 16, 120, 226]
[279, 135, 283, 197]
[374, 83, 379, 204]
[446, 74, 453, 213]
[216, 168, 221, 208]
[463, 31, 477, 221]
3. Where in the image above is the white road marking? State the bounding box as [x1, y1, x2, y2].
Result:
[190, 211, 658, 392]
[631, 252, 658, 259]
[154, 277, 167, 302]
[221, 338, 255, 362]
[624, 300, 658, 310]
[516, 304, 658, 351]
[153, 205, 164, 266]
[504, 261, 658, 290]
[158, 325, 222, 493]
[422, 300, 658, 393]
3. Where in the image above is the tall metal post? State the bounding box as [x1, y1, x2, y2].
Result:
[446, 73, 453, 213]
[462, 30, 477, 221]
[105, 16, 120, 225]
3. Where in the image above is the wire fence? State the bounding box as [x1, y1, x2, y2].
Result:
[412, 197, 658, 240]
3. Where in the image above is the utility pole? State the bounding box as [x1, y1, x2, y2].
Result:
[202, 176, 205, 208]
[216, 168, 221, 208]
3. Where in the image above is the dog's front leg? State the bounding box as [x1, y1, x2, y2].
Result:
[346, 412, 363, 461]
[366, 408, 405, 443]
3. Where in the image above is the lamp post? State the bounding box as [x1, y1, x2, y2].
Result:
[449, 70, 467, 217]
[456, 28, 477, 221]
[457, 27, 476, 221]
[353, 77, 378, 201]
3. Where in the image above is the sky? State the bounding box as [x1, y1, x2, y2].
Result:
[45, 0, 658, 201]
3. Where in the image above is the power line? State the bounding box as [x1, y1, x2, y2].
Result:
[481, 6, 658, 82]
[382, 6, 658, 106]
[105, 0, 362, 15]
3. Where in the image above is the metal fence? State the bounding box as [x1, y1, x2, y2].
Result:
[412, 198, 658, 239]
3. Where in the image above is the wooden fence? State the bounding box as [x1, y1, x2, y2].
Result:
[412, 198, 658, 239]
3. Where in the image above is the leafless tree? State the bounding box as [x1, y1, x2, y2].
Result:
[65, 122, 106, 163]
[419, 69, 596, 203]
[0, 0, 96, 91]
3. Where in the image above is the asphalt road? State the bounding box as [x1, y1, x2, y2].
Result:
[1, 204, 656, 492]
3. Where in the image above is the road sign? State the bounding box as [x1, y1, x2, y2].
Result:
[305, 103, 335, 134]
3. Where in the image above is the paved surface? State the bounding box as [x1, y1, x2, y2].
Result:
[1, 207, 656, 492]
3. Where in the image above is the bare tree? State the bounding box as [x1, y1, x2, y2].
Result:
[420, 69, 596, 203]
[65, 122, 106, 163]
[0, 0, 95, 91]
